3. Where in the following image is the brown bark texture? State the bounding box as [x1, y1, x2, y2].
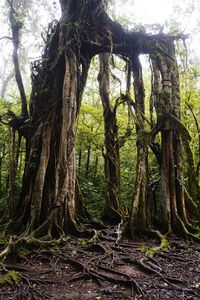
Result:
[98, 53, 121, 223]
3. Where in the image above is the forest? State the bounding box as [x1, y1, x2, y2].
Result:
[0, 0, 200, 299]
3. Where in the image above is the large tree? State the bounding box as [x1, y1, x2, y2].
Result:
[98, 53, 121, 224]
[1, 0, 199, 247]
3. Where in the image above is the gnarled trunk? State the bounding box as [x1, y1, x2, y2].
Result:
[125, 56, 148, 238]
[98, 53, 121, 224]
[150, 53, 195, 236]
[7, 1, 92, 237]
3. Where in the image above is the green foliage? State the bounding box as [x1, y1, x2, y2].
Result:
[0, 99, 26, 217]
[80, 171, 105, 216]
[120, 140, 137, 207]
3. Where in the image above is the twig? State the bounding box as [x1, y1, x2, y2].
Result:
[0, 36, 12, 41]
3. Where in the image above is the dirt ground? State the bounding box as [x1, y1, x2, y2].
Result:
[0, 226, 199, 300]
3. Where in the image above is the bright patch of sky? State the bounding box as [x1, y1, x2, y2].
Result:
[112, 0, 200, 58]
[119, 0, 173, 24]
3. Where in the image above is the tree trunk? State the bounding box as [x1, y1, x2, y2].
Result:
[183, 139, 200, 206]
[98, 53, 121, 224]
[125, 56, 148, 238]
[150, 53, 195, 236]
[0, 71, 15, 99]
[94, 153, 99, 182]
[7, 1, 92, 237]
[0, 157, 2, 196]
[78, 148, 82, 174]
[8, 0, 28, 117]
[85, 144, 91, 178]
[7, 127, 16, 219]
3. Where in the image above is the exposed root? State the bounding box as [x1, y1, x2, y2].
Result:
[43, 249, 144, 296]
[0, 235, 18, 261]
[0, 226, 199, 299]
[121, 256, 187, 285]
[96, 264, 143, 295]
[0, 234, 64, 262]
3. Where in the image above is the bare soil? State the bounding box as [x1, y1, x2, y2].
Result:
[0, 226, 199, 299]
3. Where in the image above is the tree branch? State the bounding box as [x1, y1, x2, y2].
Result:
[0, 36, 13, 41]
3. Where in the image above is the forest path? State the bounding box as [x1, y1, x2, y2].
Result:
[0, 226, 199, 299]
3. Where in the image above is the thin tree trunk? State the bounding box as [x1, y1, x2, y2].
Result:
[183, 139, 200, 204]
[78, 148, 82, 174]
[8, 0, 28, 117]
[7, 127, 16, 218]
[94, 153, 99, 180]
[85, 144, 91, 178]
[1, 71, 14, 99]
[0, 157, 2, 195]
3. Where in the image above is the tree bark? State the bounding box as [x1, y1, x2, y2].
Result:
[7, 0, 92, 236]
[125, 56, 148, 238]
[98, 53, 121, 224]
[150, 53, 195, 235]
[0, 71, 14, 99]
[7, 127, 16, 219]
[85, 144, 91, 178]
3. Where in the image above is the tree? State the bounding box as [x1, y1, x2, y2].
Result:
[125, 56, 148, 238]
[1, 0, 199, 252]
[98, 53, 121, 223]
[7, 0, 29, 117]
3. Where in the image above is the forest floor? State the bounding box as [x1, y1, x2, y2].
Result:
[0, 225, 200, 300]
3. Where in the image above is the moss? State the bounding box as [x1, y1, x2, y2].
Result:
[138, 238, 168, 257]
[138, 245, 156, 257]
[0, 271, 21, 286]
[78, 239, 88, 247]
[0, 239, 6, 246]
[160, 238, 168, 250]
